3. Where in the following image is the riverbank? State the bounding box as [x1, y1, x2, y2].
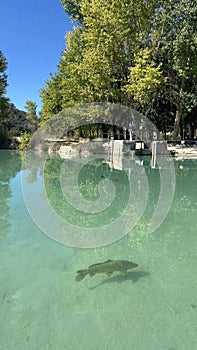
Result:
[52, 139, 197, 159]
[167, 143, 197, 158]
[1, 138, 197, 159]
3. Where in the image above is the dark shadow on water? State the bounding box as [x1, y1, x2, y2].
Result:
[89, 270, 150, 290]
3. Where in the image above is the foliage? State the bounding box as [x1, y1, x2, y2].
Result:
[139, 92, 176, 136]
[23, 100, 39, 132]
[61, 0, 83, 23]
[0, 55, 39, 148]
[0, 103, 37, 136]
[40, 0, 197, 139]
[40, 73, 63, 122]
[42, 0, 161, 119]
[0, 50, 9, 120]
[125, 49, 166, 106]
[18, 132, 31, 150]
[24, 100, 37, 120]
[0, 128, 10, 148]
[153, 0, 197, 138]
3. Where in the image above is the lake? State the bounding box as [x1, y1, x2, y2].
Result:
[0, 150, 197, 350]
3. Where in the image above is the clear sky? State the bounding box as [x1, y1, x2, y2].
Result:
[0, 0, 73, 113]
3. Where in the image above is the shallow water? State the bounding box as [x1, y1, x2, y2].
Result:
[0, 150, 197, 350]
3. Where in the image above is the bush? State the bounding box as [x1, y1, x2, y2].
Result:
[18, 132, 30, 150]
[0, 128, 10, 148]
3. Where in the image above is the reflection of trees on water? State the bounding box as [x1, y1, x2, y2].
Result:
[0, 184, 11, 239]
[19, 151, 197, 243]
[172, 160, 197, 218]
[44, 157, 130, 228]
[21, 150, 44, 183]
[0, 151, 21, 239]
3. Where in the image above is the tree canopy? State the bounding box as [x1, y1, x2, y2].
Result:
[0, 51, 9, 120]
[153, 0, 197, 138]
[24, 100, 39, 128]
[40, 0, 197, 139]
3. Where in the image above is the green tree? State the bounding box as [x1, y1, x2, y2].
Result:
[43, 0, 197, 140]
[24, 100, 39, 130]
[153, 0, 197, 139]
[40, 73, 63, 122]
[0, 51, 9, 119]
[59, 27, 86, 108]
[125, 48, 166, 106]
[24, 100, 38, 120]
[76, 0, 160, 104]
[41, 0, 161, 121]
[61, 0, 84, 23]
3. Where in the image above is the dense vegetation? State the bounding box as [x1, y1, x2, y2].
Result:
[40, 0, 197, 140]
[0, 50, 38, 148]
[1, 1, 196, 147]
[0, 151, 22, 238]
[0, 102, 38, 148]
[0, 51, 9, 120]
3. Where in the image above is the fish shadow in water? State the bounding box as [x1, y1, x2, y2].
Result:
[89, 270, 150, 290]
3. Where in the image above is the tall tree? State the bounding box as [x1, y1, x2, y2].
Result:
[75, 0, 161, 104]
[43, 0, 196, 141]
[61, 0, 84, 23]
[59, 27, 86, 108]
[153, 0, 197, 139]
[24, 100, 38, 120]
[24, 100, 38, 129]
[125, 48, 166, 106]
[0, 51, 9, 119]
[41, 0, 161, 120]
[40, 73, 63, 122]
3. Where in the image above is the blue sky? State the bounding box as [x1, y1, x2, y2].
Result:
[0, 0, 73, 113]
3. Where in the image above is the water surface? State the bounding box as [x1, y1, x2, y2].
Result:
[0, 150, 197, 350]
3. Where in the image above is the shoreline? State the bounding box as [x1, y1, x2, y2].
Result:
[167, 144, 197, 159]
[1, 140, 197, 159]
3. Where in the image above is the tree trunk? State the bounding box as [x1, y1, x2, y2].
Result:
[113, 125, 117, 139]
[78, 126, 83, 138]
[172, 104, 181, 141]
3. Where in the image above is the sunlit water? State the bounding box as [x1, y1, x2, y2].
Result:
[0, 150, 197, 350]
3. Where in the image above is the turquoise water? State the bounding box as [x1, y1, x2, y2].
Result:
[0, 150, 197, 350]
